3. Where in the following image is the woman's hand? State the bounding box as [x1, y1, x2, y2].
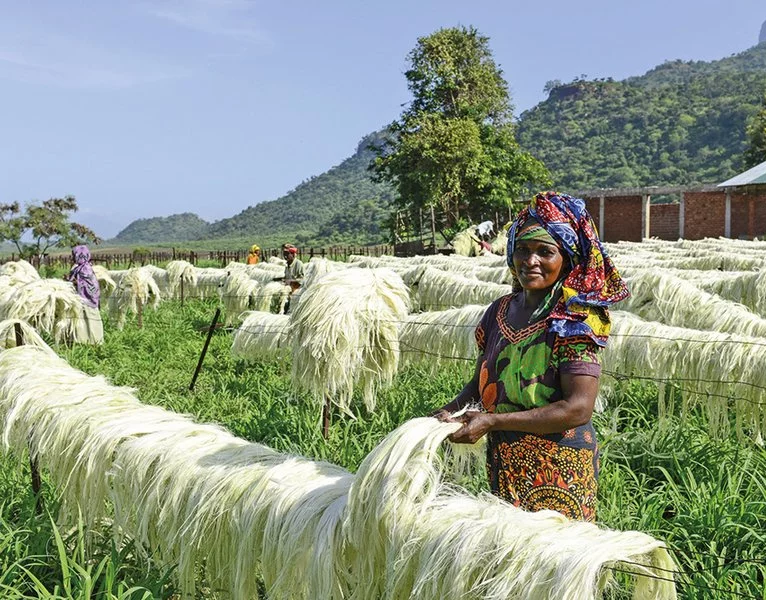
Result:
[449, 411, 494, 444]
[429, 407, 457, 422]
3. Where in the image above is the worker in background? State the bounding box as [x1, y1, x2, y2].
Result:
[281, 243, 305, 288]
[276, 243, 305, 314]
[65, 244, 100, 309]
[246, 244, 261, 265]
[477, 220, 494, 238]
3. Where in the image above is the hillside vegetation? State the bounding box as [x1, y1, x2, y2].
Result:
[113, 212, 211, 244]
[206, 132, 394, 248]
[517, 43, 766, 190]
[114, 44, 766, 246]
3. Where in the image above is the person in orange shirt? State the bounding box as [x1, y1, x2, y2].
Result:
[246, 244, 260, 265]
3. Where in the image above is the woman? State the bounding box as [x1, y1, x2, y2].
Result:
[434, 192, 629, 522]
[66, 244, 100, 309]
[247, 244, 261, 265]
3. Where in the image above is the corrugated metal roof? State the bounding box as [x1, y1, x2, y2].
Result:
[718, 160, 766, 187]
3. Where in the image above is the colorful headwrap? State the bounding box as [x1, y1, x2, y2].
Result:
[249, 244, 260, 254]
[507, 192, 629, 346]
[282, 243, 298, 256]
[67, 244, 100, 309]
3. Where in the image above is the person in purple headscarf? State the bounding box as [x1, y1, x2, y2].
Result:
[66, 245, 100, 308]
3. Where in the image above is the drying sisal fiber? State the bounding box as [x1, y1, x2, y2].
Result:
[231, 311, 290, 362]
[398, 305, 487, 370]
[605, 311, 766, 442]
[621, 270, 766, 338]
[220, 271, 262, 325]
[0, 344, 677, 600]
[107, 267, 161, 330]
[288, 267, 410, 414]
[0, 278, 103, 344]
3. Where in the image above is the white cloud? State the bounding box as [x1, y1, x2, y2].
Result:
[0, 49, 189, 88]
[0, 30, 191, 89]
[145, 0, 268, 42]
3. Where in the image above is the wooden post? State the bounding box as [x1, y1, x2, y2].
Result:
[137, 297, 143, 329]
[322, 396, 331, 439]
[14, 323, 43, 515]
[189, 308, 221, 391]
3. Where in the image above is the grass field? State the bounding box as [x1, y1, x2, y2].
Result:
[0, 296, 763, 598]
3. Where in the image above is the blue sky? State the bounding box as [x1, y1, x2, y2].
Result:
[1, 0, 764, 238]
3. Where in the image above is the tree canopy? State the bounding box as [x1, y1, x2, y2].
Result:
[0, 196, 99, 259]
[744, 91, 766, 168]
[371, 26, 549, 232]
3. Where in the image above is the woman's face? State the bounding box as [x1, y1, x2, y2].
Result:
[512, 239, 565, 292]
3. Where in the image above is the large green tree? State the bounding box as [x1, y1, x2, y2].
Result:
[0, 196, 100, 261]
[744, 92, 766, 168]
[371, 26, 549, 232]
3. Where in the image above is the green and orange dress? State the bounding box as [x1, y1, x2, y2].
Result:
[476, 292, 602, 522]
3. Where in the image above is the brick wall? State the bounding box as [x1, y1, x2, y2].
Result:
[730, 193, 750, 238]
[683, 192, 726, 239]
[583, 197, 601, 232]
[578, 188, 766, 242]
[649, 204, 680, 240]
[602, 195, 643, 242]
[756, 195, 766, 237]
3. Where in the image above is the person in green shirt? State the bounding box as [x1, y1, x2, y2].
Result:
[281, 243, 305, 288]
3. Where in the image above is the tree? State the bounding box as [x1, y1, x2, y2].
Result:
[371, 26, 550, 234]
[744, 92, 766, 168]
[0, 196, 100, 261]
[543, 79, 563, 96]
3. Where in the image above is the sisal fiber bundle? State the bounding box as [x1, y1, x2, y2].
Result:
[107, 267, 161, 330]
[165, 260, 197, 299]
[0, 346, 677, 600]
[252, 281, 291, 313]
[451, 228, 481, 257]
[231, 311, 290, 362]
[289, 268, 410, 414]
[0, 278, 102, 344]
[398, 305, 487, 370]
[605, 311, 766, 442]
[92, 265, 117, 299]
[221, 271, 262, 324]
[417, 267, 513, 311]
[0, 259, 40, 284]
[622, 270, 766, 338]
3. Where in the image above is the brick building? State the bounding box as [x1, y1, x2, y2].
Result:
[576, 161, 766, 242]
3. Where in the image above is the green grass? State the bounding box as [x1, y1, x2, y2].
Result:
[0, 298, 762, 598]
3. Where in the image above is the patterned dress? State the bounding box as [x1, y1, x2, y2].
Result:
[476, 293, 601, 522]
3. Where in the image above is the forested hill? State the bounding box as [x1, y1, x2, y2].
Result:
[516, 43, 766, 190]
[112, 132, 395, 247]
[114, 43, 766, 246]
[113, 213, 211, 244]
[205, 132, 394, 246]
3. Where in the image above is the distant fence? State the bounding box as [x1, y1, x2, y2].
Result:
[2, 244, 396, 270]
